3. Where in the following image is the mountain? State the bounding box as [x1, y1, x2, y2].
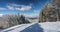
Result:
[25, 16, 39, 23]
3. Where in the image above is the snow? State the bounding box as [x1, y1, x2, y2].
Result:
[1, 23, 36, 32]
[39, 22, 60, 32]
[1, 22, 60, 32]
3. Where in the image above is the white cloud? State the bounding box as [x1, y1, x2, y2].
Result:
[7, 4, 32, 11]
[16, 6, 32, 11]
[0, 4, 32, 11]
[0, 8, 7, 10]
[7, 6, 14, 10]
[0, 14, 3, 17]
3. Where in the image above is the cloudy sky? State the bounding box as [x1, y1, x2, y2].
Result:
[0, 0, 51, 17]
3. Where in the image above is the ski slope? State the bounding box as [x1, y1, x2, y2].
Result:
[1, 22, 60, 32]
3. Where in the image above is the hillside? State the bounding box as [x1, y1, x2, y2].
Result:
[0, 14, 30, 29]
[39, 0, 60, 22]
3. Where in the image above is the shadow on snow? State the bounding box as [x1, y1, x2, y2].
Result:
[20, 23, 44, 32]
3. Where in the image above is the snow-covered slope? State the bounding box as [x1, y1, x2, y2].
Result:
[1, 22, 60, 32]
[39, 22, 60, 32]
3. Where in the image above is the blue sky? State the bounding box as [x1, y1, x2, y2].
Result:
[0, 0, 51, 17]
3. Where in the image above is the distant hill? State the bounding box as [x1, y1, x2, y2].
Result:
[27, 17, 38, 20]
[25, 16, 39, 23]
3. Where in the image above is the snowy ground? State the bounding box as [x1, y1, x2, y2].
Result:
[1, 22, 60, 32]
